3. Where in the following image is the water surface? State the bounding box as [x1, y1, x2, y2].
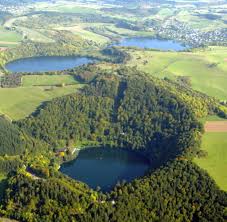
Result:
[114, 37, 188, 51]
[60, 148, 150, 192]
[6, 56, 95, 73]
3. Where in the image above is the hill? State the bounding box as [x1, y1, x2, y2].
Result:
[0, 68, 226, 221]
[17, 68, 203, 166]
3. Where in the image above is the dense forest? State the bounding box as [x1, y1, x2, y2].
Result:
[79, 160, 227, 222]
[0, 0, 227, 220]
[0, 116, 42, 156]
[0, 67, 226, 221]
[17, 68, 202, 166]
[1, 160, 226, 221]
[0, 116, 25, 156]
[0, 73, 22, 88]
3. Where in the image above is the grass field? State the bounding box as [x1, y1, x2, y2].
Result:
[0, 85, 82, 120]
[16, 27, 54, 43]
[0, 26, 22, 47]
[55, 24, 110, 44]
[22, 75, 79, 86]
[49, 5, 100, 14]
[34, 1, 102, 13]
[106, 25, 154, 37]
[194, 132, 227, 191]
[194, 115, 227, 191]
[175, 12, 226, 31]
[200, 115, 225, 123]
[126, 47, 227, 100]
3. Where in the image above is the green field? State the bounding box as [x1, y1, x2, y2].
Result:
[16, 26, 54, 43]
[126, 47, 227, 100]
[22, 75, 79, 86]
[0, 27, 22, 42]
[0, 85, 82, 120]
[0, 26, 22, 47]
[55, 24, 110, 44]
[194, 132, 227, 191]
[194, 115, 227, 191]
[50, 5, 100, 14]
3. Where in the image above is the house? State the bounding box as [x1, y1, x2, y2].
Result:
[55, 148, 68, 157]
[56, 148, 67, 153]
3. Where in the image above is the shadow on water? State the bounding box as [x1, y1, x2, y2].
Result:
[60, 147, 150, 192]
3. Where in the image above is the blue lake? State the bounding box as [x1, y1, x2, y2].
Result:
[114, 37, 188, 51]
[5, 56, 95, 73]
[60, 148, 150, 192]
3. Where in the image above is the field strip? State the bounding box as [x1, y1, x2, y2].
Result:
[0, 41, 19, 45]
[205, 121, 227, 132]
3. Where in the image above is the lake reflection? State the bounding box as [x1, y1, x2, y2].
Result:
[60, 148, 150, 192]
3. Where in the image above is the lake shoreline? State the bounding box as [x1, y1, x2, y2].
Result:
[112, 37, 190, 51]
[60, 146, 151, 192]
[5, 56, 97, 73]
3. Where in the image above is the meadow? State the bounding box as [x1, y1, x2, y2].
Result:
[0, 26, 22, 47]
[0, 84, 83, 120]
[194, 115, 227, 191]
[194, 132, 227, 191]
[126, 47, 227, 100]
[22, 75, 79, 86]
[55, 24, 110, 44]
[34, 1, 102, 14]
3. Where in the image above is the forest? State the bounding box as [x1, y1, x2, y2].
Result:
[17, 68, 203, 165]
[0, 0, 227, 221]
[1, 160, 226, 221]
[0, 66, 226, 222]
[0, 73, 22, 87]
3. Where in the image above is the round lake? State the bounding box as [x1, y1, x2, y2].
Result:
[114, 37, 188, 51]
[5, 56, 95, 73]
[60, 148, 150, 192]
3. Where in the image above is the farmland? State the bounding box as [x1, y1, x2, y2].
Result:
[0, 0, 226, 221]
[0, 84, 83, 120]
[22, 75, 79, 87]
[194, 131, 227, 191]
[54, 24, 110, 44]
[1, 0, 226, 49]
[205, 121, 227, 132]
[0, 26, 21, 47]
[194, 115, 227, 191]
[125, 46, 227, 100]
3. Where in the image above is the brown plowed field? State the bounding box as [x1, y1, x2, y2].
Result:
[205, 121, 227, 132]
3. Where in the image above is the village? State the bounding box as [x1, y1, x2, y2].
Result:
[152, 19, 227, 47]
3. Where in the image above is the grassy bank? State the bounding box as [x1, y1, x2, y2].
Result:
[194, 115, 227, 191]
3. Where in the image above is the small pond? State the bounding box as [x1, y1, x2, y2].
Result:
[60, 148, 150, 192]
[5, 56, 95, 73]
